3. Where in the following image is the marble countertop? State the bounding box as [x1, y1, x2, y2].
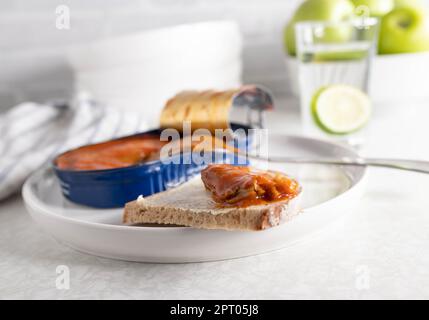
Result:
[1, 97, 429, 299]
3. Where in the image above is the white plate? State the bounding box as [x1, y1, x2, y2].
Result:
[23, 135, 367, 263]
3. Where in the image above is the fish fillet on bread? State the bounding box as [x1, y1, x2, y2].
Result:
[123, 164, 302, 231]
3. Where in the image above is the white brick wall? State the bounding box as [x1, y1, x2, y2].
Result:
[1, 0, 428, 109]
[0, 0, 303, 109]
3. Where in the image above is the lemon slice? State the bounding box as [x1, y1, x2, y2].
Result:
[311, 85, 372, 135]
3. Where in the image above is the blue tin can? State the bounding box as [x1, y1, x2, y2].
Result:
[53, 123, 253, 208]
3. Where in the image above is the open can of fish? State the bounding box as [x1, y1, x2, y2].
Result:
[53, 85, 274, 208]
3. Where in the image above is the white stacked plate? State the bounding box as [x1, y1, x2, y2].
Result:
[67, 20, 243, 126]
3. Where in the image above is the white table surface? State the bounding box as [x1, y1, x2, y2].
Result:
[1, 97, 429, 300]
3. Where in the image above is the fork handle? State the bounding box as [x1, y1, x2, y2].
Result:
[258, 156, 429, 174]
[364, 158, 429, 174]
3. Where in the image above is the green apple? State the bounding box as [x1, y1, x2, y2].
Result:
[351, 0, 394, 17]
[284, 0, 355, 56]
[394, 0, 424, 9]
[379, 6, 429, 54]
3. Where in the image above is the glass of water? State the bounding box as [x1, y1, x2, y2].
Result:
[295, 18, 379, 147]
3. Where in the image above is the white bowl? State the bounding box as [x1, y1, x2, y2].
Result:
[75, 59, 242, 125]
[67, 20, 242, 71]
[286, 51, 429, 102]
[67, 20, 243, 124]
[75, 59, 242, 94]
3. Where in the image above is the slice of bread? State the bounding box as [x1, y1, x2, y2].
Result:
[123, 177, 302, 231]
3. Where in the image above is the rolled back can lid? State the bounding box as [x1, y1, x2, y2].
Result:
[159, 85, 273, 133]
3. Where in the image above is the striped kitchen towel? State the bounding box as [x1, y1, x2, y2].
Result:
[0, 97, 148, 200]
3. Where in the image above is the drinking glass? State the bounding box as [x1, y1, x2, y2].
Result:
[295, 18, 379, 147]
